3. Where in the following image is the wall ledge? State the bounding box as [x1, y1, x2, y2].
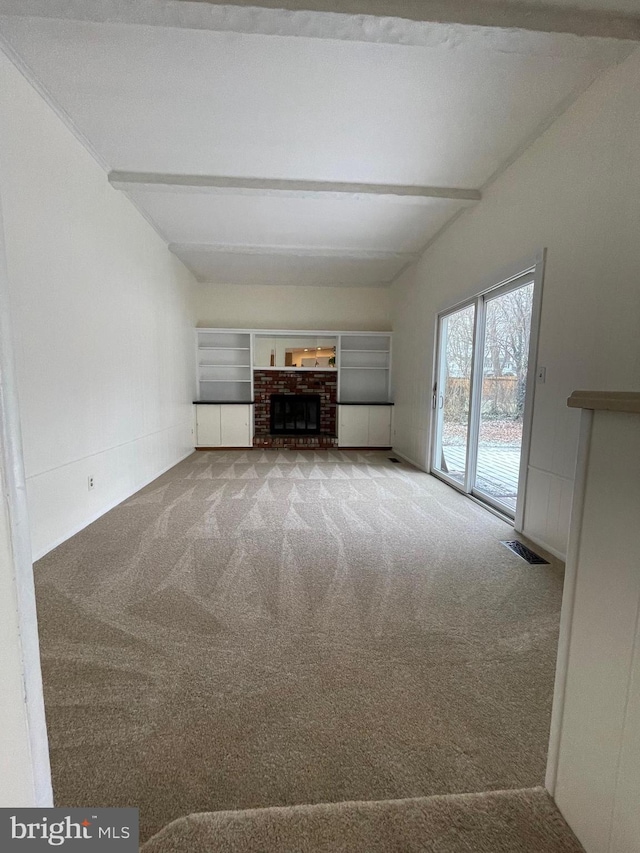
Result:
[567, 390, 640, 414]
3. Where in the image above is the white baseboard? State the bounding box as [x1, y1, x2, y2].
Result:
[519, 531, 566, 563]
[390, 447, 427, 472]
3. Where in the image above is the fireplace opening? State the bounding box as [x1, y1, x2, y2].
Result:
[270, 394, 321, 435]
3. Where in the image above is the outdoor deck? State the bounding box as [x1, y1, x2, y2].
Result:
[440, 445, 521, 512]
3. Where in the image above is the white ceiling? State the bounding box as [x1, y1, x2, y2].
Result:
[127, 192, 469, 253]
[0, 2, 633, 286]
[171, 246, 413, 287]
[1, 17, 623, 185]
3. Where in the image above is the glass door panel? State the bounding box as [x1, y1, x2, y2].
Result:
[432, 303, 476, 487]
[472, 281, 534, 515]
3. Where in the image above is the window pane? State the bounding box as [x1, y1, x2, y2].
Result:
[433, 304, 476, 485]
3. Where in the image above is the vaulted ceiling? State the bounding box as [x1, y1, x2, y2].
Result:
[0, 1, 636, 287]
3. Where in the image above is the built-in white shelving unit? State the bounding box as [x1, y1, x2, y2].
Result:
[338, 334, 391, 403]
[194, 328, 393, 447]
[196, 330, 252, 402]
[194, 329, 392, 405]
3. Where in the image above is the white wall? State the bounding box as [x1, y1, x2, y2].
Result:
[0, 432, 41, 806]
[0, 51, 197, 559]
[0, 195, 51, 807]
[550, 407, 640, 853]
[391, 48, 640, 558]
[194, 282, 392, 331]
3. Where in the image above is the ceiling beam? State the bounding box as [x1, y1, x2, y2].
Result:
[109, 172, 481, 205]
[169, 243, 421, 262]
[0, 0, 637, 43]
[190, 0, 640, 41]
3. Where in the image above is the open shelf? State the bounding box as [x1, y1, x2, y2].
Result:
[197, 331, 252, 401]
[340, 335, 390, 352]
[339, 368, 389, 403]
[338, 333, 391, 402]
[197, 331, 251, 349]
[198, 380, 253, 402]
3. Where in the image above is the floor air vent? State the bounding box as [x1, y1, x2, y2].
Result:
[388, 457, 401, 464]
[501, 540, 549, 565]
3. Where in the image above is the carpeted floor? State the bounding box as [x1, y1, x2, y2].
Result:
[140, 788, 583, 853]
[34, 450, 564, 843]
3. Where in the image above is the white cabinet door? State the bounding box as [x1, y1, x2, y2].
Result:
[368, 407, 392, 446]
[196, 405, 221, 446]
[338, 406, 369, 447]
[339, 405, 393, 447]
[220, 404, 251, 447]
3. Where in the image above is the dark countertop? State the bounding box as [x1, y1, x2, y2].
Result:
[194, 400, 393, 406]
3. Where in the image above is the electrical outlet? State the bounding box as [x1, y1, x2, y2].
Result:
[88, 475, 95, 491]
[536, 366, 546, 383]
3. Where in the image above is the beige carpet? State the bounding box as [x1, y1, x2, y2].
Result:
[34, 450, 564, 843]
[141, 788, 582, 853]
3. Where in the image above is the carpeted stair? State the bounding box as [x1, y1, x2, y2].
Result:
[140, 787, 583, 853]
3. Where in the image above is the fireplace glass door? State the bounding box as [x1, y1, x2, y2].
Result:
[270, 395, 321, 435]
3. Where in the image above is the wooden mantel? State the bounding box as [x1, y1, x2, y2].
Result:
[567, 390, 640, 414]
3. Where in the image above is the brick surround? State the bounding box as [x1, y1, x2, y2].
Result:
[253, 370, 337, 448]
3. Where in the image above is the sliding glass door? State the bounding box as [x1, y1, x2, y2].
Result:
[432, 272, 536, 518]
[471, 281, 534, 513]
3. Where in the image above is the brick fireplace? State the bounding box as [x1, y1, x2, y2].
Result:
[253, 370, 337, 448]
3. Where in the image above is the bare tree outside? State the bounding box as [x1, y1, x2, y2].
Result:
[438, 283, 534, 511]
[443, 283, 533, 443]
